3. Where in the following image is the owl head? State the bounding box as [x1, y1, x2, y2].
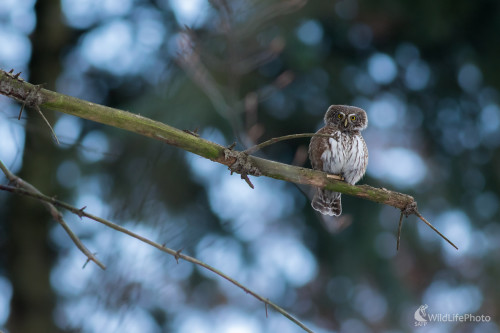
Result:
[324, 105, 368, 132]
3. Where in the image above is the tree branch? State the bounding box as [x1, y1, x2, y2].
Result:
[0, 160, 105, 269]
[0, 69, 410, 207]
[0, 181, 314, 333]
[0, 69, 457, 249]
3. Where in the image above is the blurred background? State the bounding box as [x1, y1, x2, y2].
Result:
[1, 0, 499, 332]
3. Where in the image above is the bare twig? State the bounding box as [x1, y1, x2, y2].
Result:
[398, 202, 458, 250]
[415, 210, 458, 250]
[397, 212, 403, 251]
[0, 181, 314, 333]
[0, 160, 105, 269]
[6, 74, 60, 144]
[244, 132, 342, 157]
[33, 103, 59, 145]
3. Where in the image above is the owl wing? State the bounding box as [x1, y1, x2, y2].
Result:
[309, 126, 337, 171]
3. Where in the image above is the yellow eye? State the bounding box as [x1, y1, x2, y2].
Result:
[350, 115, 356, 121]
[337, 114, 343, 119]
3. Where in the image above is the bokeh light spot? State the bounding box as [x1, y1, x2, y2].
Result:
[368, 53, 397, 84]
[423, 281, 482, 314]
[79, 130, 110, 163]
[0, 277, 13, 325]
[56, 160, 81, 188]
[169, 0, 210, 27]
[80, 20, 135, 75]
[458, 63, 483, 93]
[296, 20, 324, 45]
[368, 94, 403, 129]
[404, 60, 431, 90]
[434, 210, 471, 254]
[474, 192, 499, 220]
[368, 148, 427, 188]
[54, 115, 83, 147]
[480, 104, 500, 133]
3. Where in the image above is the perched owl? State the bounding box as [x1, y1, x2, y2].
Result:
[308, 105, 368, 216]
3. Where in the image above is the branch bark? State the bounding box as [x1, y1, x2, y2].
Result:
[0, 181, 313, 333]
[0, 69, 414, 211]
[0, 69, 458, 249]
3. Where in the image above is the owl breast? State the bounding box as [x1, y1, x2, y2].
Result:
[320, 130, 368, 185]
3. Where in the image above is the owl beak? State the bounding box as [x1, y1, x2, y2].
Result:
[344, 119, 348, 128]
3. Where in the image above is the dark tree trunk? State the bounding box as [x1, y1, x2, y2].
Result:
[5, 0, 70, 332]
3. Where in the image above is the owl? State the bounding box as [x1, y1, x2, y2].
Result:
[308, 105, 368, 216]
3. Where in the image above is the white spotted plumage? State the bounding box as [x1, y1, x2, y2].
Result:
[321, 134, 366, 184]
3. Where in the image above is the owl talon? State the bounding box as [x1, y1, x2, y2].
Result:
[326, 174, 344, 181]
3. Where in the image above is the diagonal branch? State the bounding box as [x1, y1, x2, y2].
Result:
[0, 69, 410, 208]
[0, 160, 105, 269]
[0, 182, 313, 333]
[0, 69, 456, 249]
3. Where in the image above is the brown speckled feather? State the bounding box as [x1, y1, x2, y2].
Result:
[308, 105, 368, 216]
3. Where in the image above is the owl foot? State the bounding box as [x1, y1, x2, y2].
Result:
[326, 173, 344, 181]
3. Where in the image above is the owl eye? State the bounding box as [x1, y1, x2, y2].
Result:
[337, 114, 344, 119]
[350, 115, 356, 121]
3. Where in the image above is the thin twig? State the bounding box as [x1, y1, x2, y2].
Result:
[415, 210, 458, 250]
[19, 84, 60, 144]
[0, 183, 314, 333]
[397, 212, 403, 251]
[33, 104, 59, 144]
[244, 133, 339, 155]
[0, 160, 105, 269]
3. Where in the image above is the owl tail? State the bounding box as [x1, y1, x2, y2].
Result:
[311, 189, 342, 216]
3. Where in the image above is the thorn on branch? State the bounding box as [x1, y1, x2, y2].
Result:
[241, 173, 254, 189]
[77, 206, 87, 218]
[265, 302, 268, 318]
[83, 258, 91, 269]
[183, 128, 200, 137]
[82, 252, 102, 269]
[175, 248, 183, 263]
[5, 68, 25, 82]
[227, 142, 236, 150]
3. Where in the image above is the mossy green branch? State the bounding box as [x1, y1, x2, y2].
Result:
[0, 69, 414, 211]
